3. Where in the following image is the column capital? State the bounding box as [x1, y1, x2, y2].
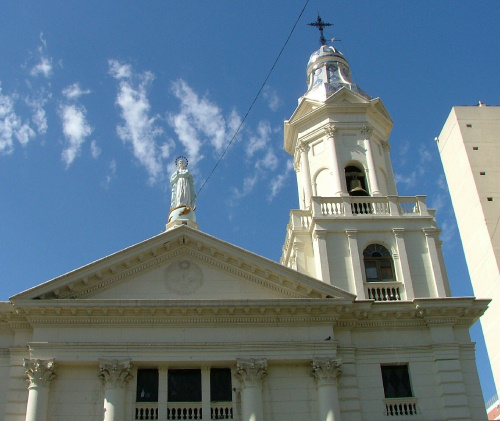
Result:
[313, 230, 328, 241]
[311, 358, 342, 386]
[297, 141, 310, 154]
[393, 228, 405, 237]
[99, 359, 133, 389]
[24, 359, 56, 388]
[235, 358, 267, 388]
[361, 125, 373, 138]
[346, 229, 358, 238]
[324, 124, 337, 138]
[423, 228, 438, 237]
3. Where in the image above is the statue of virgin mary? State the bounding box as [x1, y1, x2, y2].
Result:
[168, 156, 197, 223]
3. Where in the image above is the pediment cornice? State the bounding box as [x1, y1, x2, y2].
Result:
[11, 227, 353, 302]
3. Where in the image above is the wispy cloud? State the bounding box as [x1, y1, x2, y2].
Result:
[395, 171, 417, 189]
[168, 79, 241, 161]
[0, 86, 35, 154]
[268, 159, 293, 200]
[59, 103, 93, 167]
[62, 83, 91, 100]
[246, 120, 272, 157]
[263, 86, 281, 111]
[109, 60, 165, 183]
[90, 140, 101, 159]
[102, 159, 117, 189]
[30, 34, 53, 78]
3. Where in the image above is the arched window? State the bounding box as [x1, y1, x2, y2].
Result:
[345, 165, 369, 196]
[363, 244, 395, 282]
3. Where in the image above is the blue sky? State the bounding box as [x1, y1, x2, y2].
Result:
[1, 0, 499, 401]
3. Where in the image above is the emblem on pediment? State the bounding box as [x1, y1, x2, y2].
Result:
[164, 260, 203, 295]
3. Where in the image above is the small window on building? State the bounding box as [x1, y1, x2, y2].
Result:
[473, 146, 479, 150]
[466, 124, 472, 128]
[363, 244, 395, 282]
[345, 165, 369, 196]
[136, 369, 159, 402]
[480, 172, 486, 175]
[381, 365, 413, 398]
[487, 197, 494, 202]
[168, 369, 202, 402]
[210, 368, 232, 402]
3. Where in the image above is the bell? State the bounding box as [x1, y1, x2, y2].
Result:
[349, 177, 368, 196]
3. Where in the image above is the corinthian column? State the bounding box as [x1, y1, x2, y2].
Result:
[24, 359, 56, 421]
[236, 359, 267, 421]
[99, 359, 133, 421]
[311, 358, 342, 421]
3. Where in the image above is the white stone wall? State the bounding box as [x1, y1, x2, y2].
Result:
[438, 105, 500, 394]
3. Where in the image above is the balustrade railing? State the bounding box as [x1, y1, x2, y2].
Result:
[211, 402, 233, 419]
[311, 196, 428, 218]
[384, 397, 418, 416]
[366, 282, 403, 301]
[135, 402, 158, 420]
[167, 402, 202, 420]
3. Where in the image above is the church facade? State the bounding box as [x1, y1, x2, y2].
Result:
[0, 32, 489, 421]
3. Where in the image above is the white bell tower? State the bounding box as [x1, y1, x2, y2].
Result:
[281, 29, 451, 302]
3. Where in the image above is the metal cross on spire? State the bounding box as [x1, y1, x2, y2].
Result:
[307, 15, 332, 46]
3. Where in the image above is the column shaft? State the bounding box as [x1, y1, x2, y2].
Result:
[363, 128, 380, 196]
[99, 359, 133, 421]
[299, 143, 313, 209]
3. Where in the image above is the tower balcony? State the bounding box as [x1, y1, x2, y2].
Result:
[282, 195, 431, 266]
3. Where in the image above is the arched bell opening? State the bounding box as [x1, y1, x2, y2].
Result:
[345, 165, 369, 196]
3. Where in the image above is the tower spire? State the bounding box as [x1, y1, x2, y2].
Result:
[307, 14, 332, 46]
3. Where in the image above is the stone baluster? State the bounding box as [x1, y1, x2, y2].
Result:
[311, 358, 342, 421]
[24, 359, 56, 421]
[236, 359, 267, 421]
[99, 359, 133, 421]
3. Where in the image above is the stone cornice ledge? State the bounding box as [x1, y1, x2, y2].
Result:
[7, 297, 488, 329]
[27, 341, 339, 362]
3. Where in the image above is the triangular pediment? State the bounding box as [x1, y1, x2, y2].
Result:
[11, 226, 354, 303]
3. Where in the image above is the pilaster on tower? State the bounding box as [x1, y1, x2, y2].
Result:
[281, 32, 451, 302]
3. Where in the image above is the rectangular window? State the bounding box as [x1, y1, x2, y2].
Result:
[487, 197, 494, 202]
[136, 369, 159, 402]
[473, 146, 479, 150]
[210, 368, 232, 402]
[480, 172, 486, 175]
[381, 365, 413, 398]
[466, 124, 472, 128]
[168, 369, 202, 402]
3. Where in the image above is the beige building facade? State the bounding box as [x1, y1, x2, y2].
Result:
[0, 42, 490, 421]
[438, 105, 500, 398]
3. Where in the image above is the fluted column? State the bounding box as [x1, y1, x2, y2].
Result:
[298, 142, 313, 209]
[24, 359, 56, 421]
[325, 125, 344, 196]
[99, 359, 133, 421]
[362, 126, 381, 196]
[311, 358, 342, 421]
[236, 359, 267, 421]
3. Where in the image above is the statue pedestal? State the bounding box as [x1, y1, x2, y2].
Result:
[166, 218, 199, 231]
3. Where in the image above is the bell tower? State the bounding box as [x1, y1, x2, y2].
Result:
[281, 19, 450, 302]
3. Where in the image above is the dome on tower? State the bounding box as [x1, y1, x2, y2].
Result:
[303, 44, 370, 102]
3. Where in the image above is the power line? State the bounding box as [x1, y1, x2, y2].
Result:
[197, 0, 311, 195]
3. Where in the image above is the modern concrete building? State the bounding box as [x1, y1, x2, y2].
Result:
[437, 105, 500, 402]
[0, 36, 490, 421]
